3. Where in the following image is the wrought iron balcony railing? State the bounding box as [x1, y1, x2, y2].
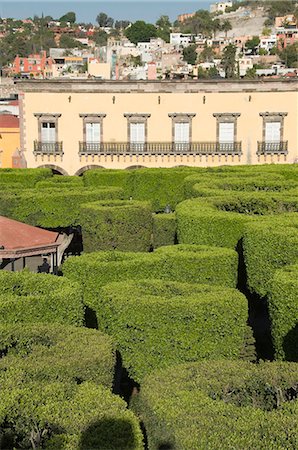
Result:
[257, 141, 288, 155]
[79, 141, 242, 156]
[34, 141, 63, 155]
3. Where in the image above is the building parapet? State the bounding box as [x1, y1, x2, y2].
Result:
[15, 79, 298, 94]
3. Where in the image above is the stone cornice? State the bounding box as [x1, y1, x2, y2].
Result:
[168, 113, 196, 118]
[17, 79, 298, 94]
[34, 113, 62, 118]
[259, 112, 288, 117]
[123, 113, 151, 118]
[79, 113, 107, 118]
[213, 113, 241, 118]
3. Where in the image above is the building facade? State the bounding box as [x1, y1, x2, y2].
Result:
[0, 114, 20, 168]
[17, 79, 298, 175]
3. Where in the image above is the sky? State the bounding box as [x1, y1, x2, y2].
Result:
[0, 1, 212, 23]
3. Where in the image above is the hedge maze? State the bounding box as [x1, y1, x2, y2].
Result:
[0, 165, 297, 448]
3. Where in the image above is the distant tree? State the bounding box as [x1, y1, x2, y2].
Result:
[96, 12, 114, 28]
[266, 0, 295, 22]
[59, 12, 76, 24]
[244, 67, 257, 79]
[278, 42, 298, 67]
[221, 43, 237, 78]
[125, 21, 157, 44]
[93, 30, 108, 46]
[259, 48, 268, 55]
[245, 36, 260, 54]
[208, 65, 220, 78]
[183, 44, 197, 65]
[115, 20, 130, 30]
[221, 19, 232, 38]
[262, 27, 272, 36]
[212, 18, 221, 38]
[60, 34, 83, 49]
[156, 15, 171, 42]
[270, 46, 278, 55]
[199, 44, 216, 62]
[182, 10, 214, 37]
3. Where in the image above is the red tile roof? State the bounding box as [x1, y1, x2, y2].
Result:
[0, 216, 59, 251]
[8, 100, 19, 106]
[0, 114, 19, 128]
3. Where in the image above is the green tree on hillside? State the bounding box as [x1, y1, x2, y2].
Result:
[125, 21, 157, 44]
[156, 15, 171, 42]
[221, 19, 232, 38]
[96, 12, 114, 28]
[59, 12, 76, 24]
[221, 43, 237, 78]
[245, 36, 260, 54]
[183, 44, 198, 65]
[278, 42, 298, 67]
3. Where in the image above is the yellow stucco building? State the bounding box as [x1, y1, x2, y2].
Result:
[17, 79, 298, 175]
[0, 114, 20, 168]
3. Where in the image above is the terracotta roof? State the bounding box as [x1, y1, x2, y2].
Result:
[0, 114, 19, 128]
[8, 100, 19, 106]
[0, 216, 59, 258]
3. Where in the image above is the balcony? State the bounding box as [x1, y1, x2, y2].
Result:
[257, 141, 288, 155]
[34, 141, 63, 156]
[79, 142, 242, 156]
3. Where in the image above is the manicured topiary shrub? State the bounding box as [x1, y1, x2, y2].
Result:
[0, 381, 143, 450]
[132, 360, 298, 450]
[96, 280, 249, 382]
[0, 323, 115, 387]
[0, 271, 84, 326]
[152, 213, 177, 248]
[80, 200, 153, 252]
[269, 265, 298, 362]
[83, 167, 201, 211]
[0, 187, 124, 227]
[0, 168, 52, 187]
[177, 193, 298, 249]
[63, 245, 238, 309]
[176, 197, 251, 248]
[36, 175, 84, 189]
[83, 168, 131, 194]
[243, 216, 298, 297]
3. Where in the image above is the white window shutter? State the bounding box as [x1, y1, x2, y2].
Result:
[219, 122, 234, 143]
[41, 122, 55, 142]
[130, 123, 145, 143]
[86, 123, 100, 143]
[48, 125, 55, 142]
[174, 123, 189, 143]
[265, 122, 281, 142]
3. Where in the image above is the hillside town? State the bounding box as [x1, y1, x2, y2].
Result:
[0, 1, 297, 82]
[0, 2, 297, 448]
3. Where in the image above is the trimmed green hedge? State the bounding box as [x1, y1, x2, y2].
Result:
[0, 187, 124, 227]
[177, 193, 298, 249]
[83, 167, 201, 211]
[0, 381, 143, 450]
[152, 213, 177, 248]
[96, 280, 249, 382]
[0, 271, 84, 326]
[243, 216, 298, 297]
[269, 265, 298, 361]
[183, 172, 296, 199]
[83, 168, 131, 192]
[128, 168, 200, 211]
[80, 200, 153, 252]
[63, 245, 238, 310]
[133, 360, 298, 449]
[0, 323, 115, 387]
[36, 175, 84, 189]
[0, 168, 52, 187]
